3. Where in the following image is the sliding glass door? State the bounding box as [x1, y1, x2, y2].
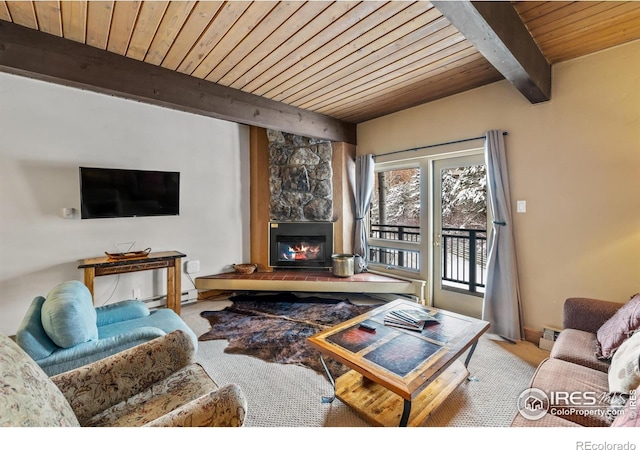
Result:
[368, 151, 488, 316]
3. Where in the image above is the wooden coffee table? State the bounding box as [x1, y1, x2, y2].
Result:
[307, 299, 489, 427]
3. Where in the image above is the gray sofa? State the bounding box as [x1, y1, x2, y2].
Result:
[512, 295, 640, 427]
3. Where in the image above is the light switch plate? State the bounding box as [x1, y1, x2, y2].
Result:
[517, 200, 527, 213]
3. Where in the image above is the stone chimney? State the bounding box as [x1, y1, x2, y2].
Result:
[267, 130, 333, 222]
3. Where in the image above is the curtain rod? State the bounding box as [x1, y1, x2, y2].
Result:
[372, 131, 508, 159]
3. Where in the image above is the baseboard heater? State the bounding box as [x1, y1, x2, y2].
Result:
[142, 289, 198, 310]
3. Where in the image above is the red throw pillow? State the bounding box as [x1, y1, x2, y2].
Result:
[596, 293, 640, 360]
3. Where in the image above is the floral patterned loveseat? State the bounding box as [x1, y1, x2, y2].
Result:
[0, 329, 247, 427]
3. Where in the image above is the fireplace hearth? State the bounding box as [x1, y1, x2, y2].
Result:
[269, 222, 334, 269]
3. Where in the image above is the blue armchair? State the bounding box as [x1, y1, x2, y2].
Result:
[16, 280, 197, 376]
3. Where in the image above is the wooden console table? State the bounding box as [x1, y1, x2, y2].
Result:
[78, 251, 186, 315]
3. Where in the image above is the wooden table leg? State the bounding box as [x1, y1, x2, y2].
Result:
[166, 259, 181, 315]
[167, 264, 175, 314]
[84, 267, 95, 304]
[174, 258, 181, 315]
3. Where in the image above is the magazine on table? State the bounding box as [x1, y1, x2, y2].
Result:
[384, 308, 439, 331]
[384, 316, 426, 331]
[390, 308, 439, 324]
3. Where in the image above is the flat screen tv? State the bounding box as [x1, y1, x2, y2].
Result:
[80, 167, 180, 219]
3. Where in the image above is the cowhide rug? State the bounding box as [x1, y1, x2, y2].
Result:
[199, 293, 376, 377]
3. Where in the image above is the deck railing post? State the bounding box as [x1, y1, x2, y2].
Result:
[443, 234, 448, 281]
[398, 226, 405, 267]
[468, 230, 477, 293]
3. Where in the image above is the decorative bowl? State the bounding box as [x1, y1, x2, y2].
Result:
[233, 263, 257, 274]
[105, 248, 151, 260]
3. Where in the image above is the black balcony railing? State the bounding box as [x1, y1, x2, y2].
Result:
[370, 224, 420, 242]
[369, 224, 420, 270]
[368, 247, 420, 271]
[441, 228, 487, 293]
[369, 224, 487, 293]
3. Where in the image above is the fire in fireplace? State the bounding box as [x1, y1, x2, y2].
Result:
[278, 240, 322, 262]
[269, 222, 334, 269]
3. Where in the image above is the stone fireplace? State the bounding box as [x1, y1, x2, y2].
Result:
[269, 222, 334, 269]
[249, 127, 356, 272]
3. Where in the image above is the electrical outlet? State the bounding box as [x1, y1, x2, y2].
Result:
[60, 207, 77, 219]
[133, 288, 141, 299]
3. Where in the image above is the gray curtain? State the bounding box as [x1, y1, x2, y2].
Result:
[354, 155, 375, 265]
[483, 130, 524, 341]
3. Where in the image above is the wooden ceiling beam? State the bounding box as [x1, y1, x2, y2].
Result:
[432, 1, 551, 103]
[0, 20, 356, 144]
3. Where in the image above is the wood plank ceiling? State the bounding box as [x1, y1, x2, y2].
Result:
[1, 1, 639, 126]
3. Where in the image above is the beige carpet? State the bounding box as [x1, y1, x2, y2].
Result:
[180, 296, 549, 427]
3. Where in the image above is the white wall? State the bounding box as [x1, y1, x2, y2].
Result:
[357, 40, 640, 333]
[0, 73, 251, 335]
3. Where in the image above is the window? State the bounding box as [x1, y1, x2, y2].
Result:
[368, 166, 421, 272]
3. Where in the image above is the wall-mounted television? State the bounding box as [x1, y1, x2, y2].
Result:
[80, 167, 180, 219]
